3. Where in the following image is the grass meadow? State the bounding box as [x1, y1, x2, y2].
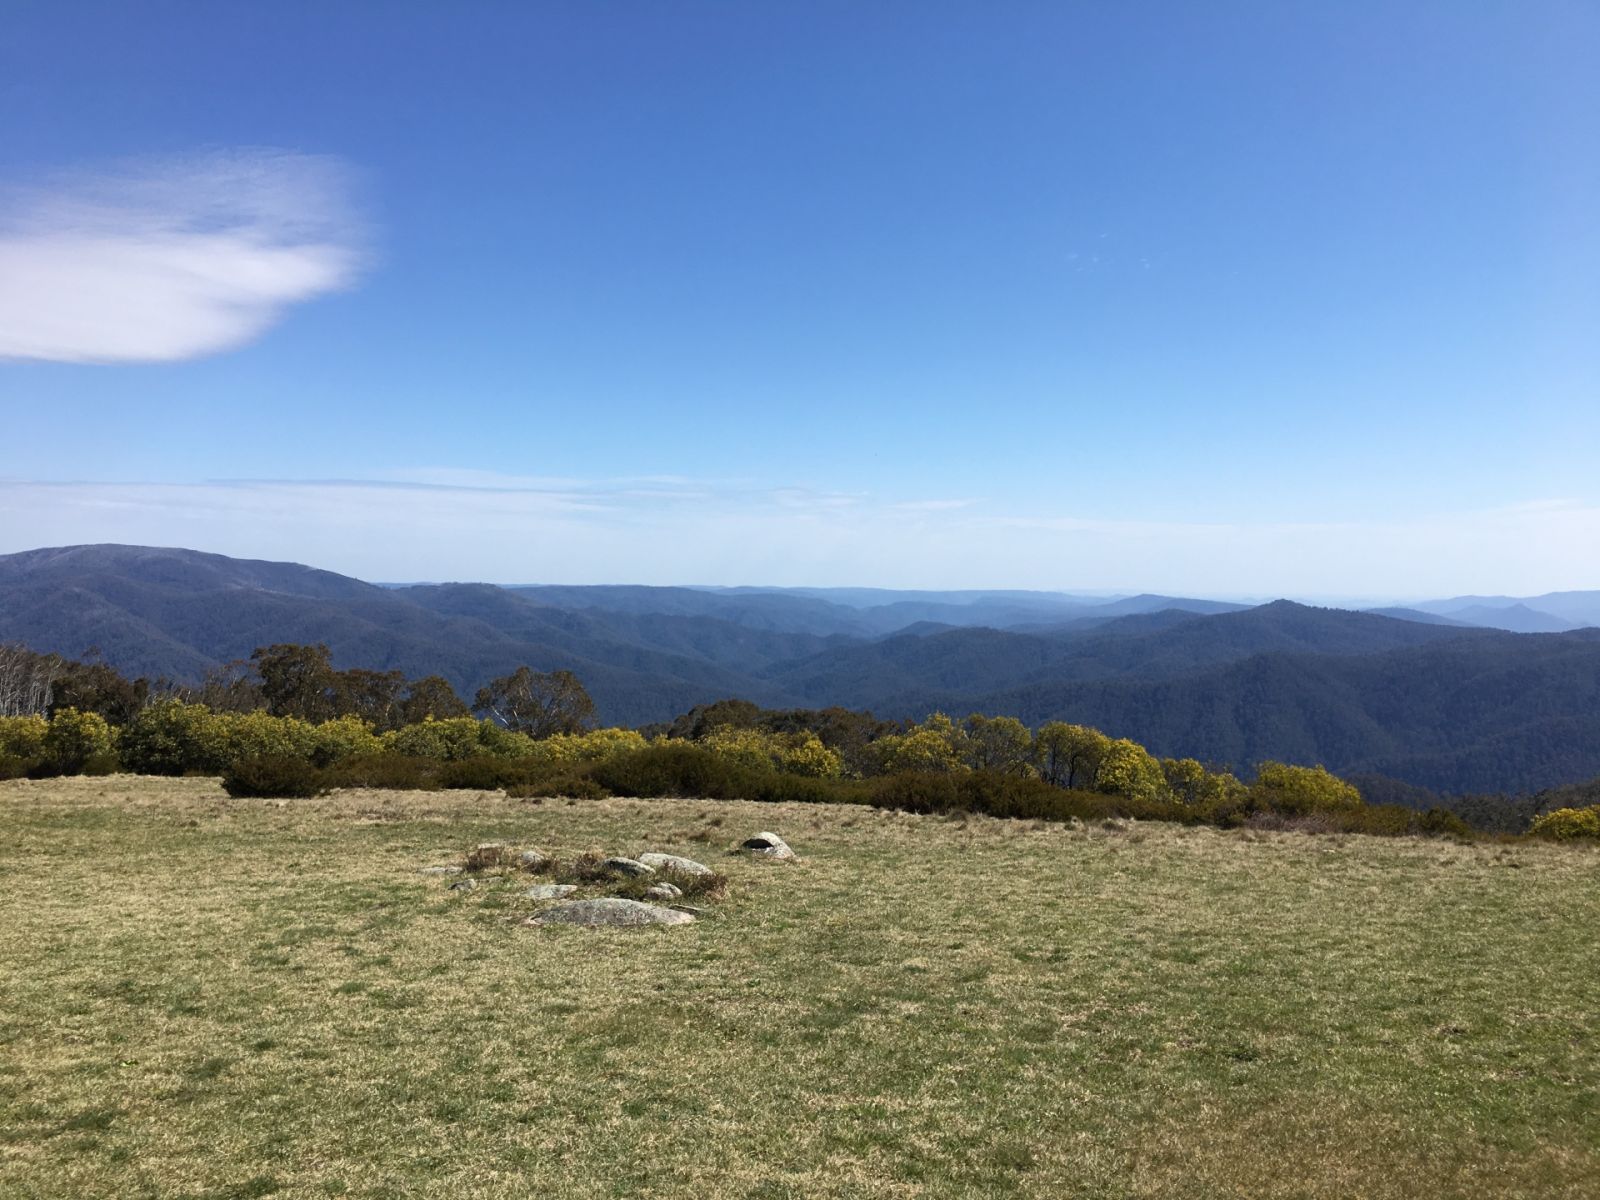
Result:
[1, 775, 1597, 1199]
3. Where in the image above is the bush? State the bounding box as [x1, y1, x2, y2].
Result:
[322, 754, 441, 791]
[309, 715, 384, 767]
[221, 754, 329, 799]
[1529, 805, 1600, 841]
[38, 708, 117, 777]
[119, 700, 229, 775]
[591, 743, 758, 800]
[1250, 762, 1363, 816]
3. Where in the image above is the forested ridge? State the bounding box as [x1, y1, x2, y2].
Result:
[3, 544, 1599, 796]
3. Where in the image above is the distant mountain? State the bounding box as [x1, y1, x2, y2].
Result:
[1442, 604, 1577, 634]
[1411, 591, 1600, 632]
[5, 545, 1600, 796]
[1362, 607, 1475, 627]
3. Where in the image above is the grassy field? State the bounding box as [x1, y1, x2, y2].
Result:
[1, 776, 1597, 1199]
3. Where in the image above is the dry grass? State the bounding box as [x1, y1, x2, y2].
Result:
[1, 775, 1598, 1199]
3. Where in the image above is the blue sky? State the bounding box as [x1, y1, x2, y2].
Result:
[2, 1, 1596, 596]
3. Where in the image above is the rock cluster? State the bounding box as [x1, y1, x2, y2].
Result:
[531, 898, 696, 928]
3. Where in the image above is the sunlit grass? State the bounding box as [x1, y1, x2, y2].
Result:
[1, 776, 1596, 1198]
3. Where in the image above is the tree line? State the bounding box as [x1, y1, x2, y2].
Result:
[0, 641, 595, 736]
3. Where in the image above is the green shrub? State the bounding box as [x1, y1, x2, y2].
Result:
[222, 711, 318, 764]
[309, 715, 384, 767]
[1529, 805, 1600, 841]
[0, 714, 49, 762]
[1250, 762, 1363, 815]
[119, 701, 229, 775]
[221, 755, 329, 799]
[38, 709, 117, 777]
[591, 743, 759, 800]
[323, 754, 441, 791]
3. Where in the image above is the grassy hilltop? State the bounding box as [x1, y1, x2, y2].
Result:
[2, 777, 1597, 1198]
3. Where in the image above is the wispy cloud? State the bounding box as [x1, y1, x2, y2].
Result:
[0, 149, 367, 364]
[1, 477, 1597, 595]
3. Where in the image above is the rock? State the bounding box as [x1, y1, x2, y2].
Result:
[530, 898, 695, 927]
[418, 865, 463, 876]
[740, 831, 796, 861]
[524, 883, 578, 900]
[643, 883, 683, 900]
[637, 852, 713, 876]
[464, 842, 511, 870]
[448, 878, 478, 892]
[599, 856, 656, 877]
[518, 849, 550, 871]
[667, 904, 706, 916]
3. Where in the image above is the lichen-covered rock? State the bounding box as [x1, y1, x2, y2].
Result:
[524, 883, 578, 900]
[643, 883, 683, 900]
[518, 849, 550, 871]
[740, 831, 796, 861]
[448, 878, 478, 892]
[530, 898, 695, 927]
[600, 856, 656, 877]
[418, 865, 463, 876]
[637, 852, 713, 876]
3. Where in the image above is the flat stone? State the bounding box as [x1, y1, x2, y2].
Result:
[740, 831, 796, 861]
[600, 856, 656, 877]
[637, 852, 713, 876]
[524, 883, 578, 900]
[530, 898, 695, 928]
[643, 883, 682, 900]
[448, 878, 478, 892]
[518, 849, 550, 870]
[419, 865, 463, 876]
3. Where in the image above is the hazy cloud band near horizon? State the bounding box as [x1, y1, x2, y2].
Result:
[0, 149, 366, 364]
[1, 476, 1595, 600]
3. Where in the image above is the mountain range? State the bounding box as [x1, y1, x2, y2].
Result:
[2, 543, 1599, 796]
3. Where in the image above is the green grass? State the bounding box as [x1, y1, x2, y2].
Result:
[1, 776, 1597, 1199]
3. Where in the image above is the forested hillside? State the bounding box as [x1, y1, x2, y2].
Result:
[3, 544, 1599, 794]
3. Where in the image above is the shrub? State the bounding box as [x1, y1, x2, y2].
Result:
[309, 715, 384, 767]
[1529, 805, 1600, 841]
[1250, 762, 1363, 816]
[436, 755, 549, 791]
[221, 754, 329, 798]
[381, 717, 531, 761]
[0, 714, 49, 762]
[323, 754, 441, 791]
[591, 743, 758, 800]
[38, 708, 117, 776]
[222, 711, 318, 764]
[119, 701, 229, 775]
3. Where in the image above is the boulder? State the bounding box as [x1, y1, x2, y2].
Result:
[518, 849, 550, 871]
[448, 878, 478, 892]
[600, 856, 656, 878]
[530, 898, 695, 928]
[637, 852, 713, 876]
[643, 883, 683, 900]
[740, 831, 796, 861]
[524, 883, 578, 900]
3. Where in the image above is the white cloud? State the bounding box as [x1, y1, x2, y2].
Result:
[2, 477, 1599, 597]
[0, 150, 366, 364]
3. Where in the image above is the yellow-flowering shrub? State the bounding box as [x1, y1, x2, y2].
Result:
[540, 727, 649, 764]
[871, 714, 967, 775]
[42, 708, 118, 774]
[1529, 805, 1600, 841]
[310, 715, 384, 766]
[0, 714, 49, 761]
[222, 711, 319, 763]
[119, 700, 230, 774]
[699, 727, 843, 778]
